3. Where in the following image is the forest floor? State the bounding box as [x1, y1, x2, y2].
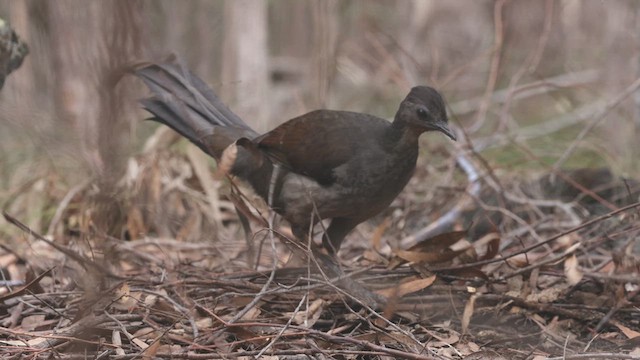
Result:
[1, 141, 640, 360]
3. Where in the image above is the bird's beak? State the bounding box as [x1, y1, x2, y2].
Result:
[431, 121, 457, 141]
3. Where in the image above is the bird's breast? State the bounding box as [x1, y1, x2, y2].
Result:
[274, 146, 418, 224]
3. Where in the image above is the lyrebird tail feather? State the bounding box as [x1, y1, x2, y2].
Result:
[134, 61, 258, 157]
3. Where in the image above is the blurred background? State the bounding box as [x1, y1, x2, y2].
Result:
[0, 0, 639, 246]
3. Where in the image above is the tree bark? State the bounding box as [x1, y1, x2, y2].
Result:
[221, 0, 270, 131]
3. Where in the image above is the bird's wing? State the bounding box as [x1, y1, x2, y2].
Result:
[256, 110, 385, 186]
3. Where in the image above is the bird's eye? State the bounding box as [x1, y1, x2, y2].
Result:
[416, 107, 428, 118]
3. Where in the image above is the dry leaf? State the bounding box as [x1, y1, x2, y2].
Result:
[612, 321, 640, 339]
[327, 323, 352, 336]
[388, 231, 468, 268]
[393, 249, 443, 264]
[132, 337, 149, 350]
[478, 235, 501, 261]
[394, 248, 466, 265]
[371, 218, 391, 253]
[407, 230, 468, 253]
[556, 233, 578, 248]
[113, 283, 140, 311]
[0, 337, 51, 348]
[287, 299, 325, 327]
[239, 306, 261, 321]
[376, 275, 436, 298]
[112, 330, 125, 356]
[505, 254, 530, 268]
[132, 327, 156, 341]
[0, 340, 27, 346]
[564, 255, 583, 285]
[116, 282, 129, 297]
[112, 330, 122, 346]
[425, 329, 460, 347]
[195, 317, 213, 330]
[144, 294, 158, 307]
[461, 294, 477, 334]
[526, 286, 567, 303]
[467, 341, 481, 353]
[20, 314, 45, 331]
[141, 337, 162, 359]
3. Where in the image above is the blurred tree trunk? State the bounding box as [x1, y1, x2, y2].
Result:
[271, 1, 311, 58]
[192, 1, 219, 79]
[221, 0, 270, 131]
[398, 0, 426, 86]
[310, 0, 338, 108]
[155, 0, 222, 79]
[49, 1, 142, 176]
[49, 0, 143, 235]
[636, 4, 640, 166]
[397, 0, 492, 95]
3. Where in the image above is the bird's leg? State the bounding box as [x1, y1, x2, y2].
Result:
[291, 220, 384, 307]
[291, 223, 312, 244]
[322, 217, 361, 254]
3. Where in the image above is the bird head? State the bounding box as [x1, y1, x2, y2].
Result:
[395, 86, 456, 141]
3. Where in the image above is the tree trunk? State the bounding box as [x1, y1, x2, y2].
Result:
[221, 0, 270, 131]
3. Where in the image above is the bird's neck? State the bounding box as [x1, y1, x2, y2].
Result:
[386, 120, 421, 152]
[379, 121, 421, 178]
[374, 121, 421, 192]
